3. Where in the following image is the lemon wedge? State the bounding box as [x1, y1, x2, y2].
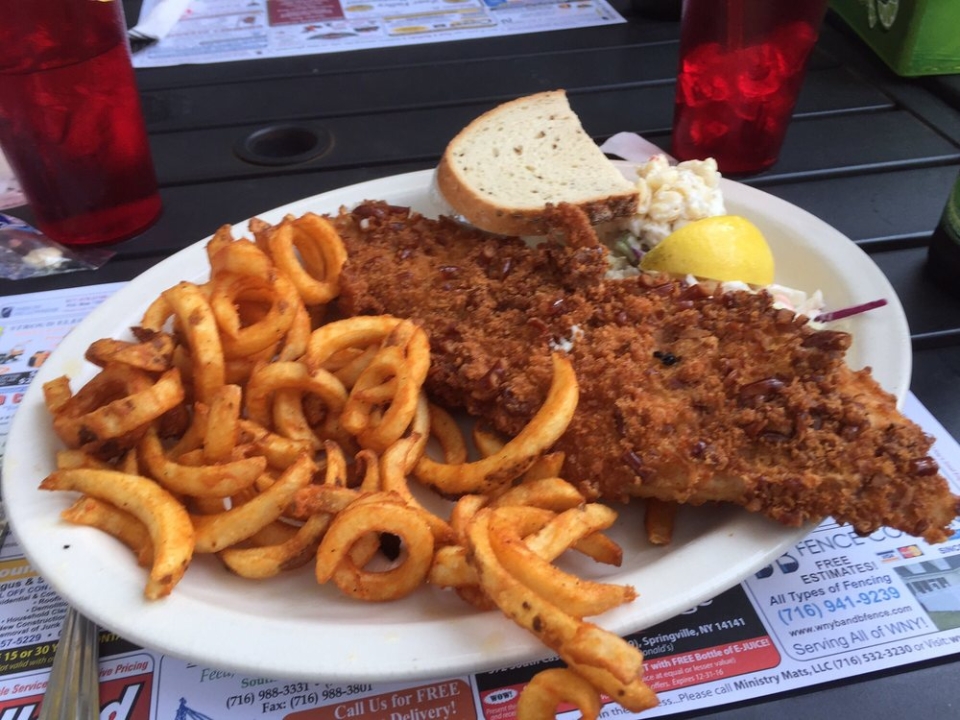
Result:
[639, 215, 775, 286]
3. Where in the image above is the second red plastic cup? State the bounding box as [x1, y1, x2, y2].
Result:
[671, 0, 830, 175]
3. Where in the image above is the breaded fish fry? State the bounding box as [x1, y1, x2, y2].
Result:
[334, 202, 959, 544]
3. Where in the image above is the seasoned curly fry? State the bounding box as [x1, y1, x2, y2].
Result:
[39, 211, 655, 713]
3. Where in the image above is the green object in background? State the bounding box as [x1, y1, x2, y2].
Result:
[927, 170, 960, 298]
[830, 0, 960, 76]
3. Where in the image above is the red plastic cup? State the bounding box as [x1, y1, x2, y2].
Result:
[671, 0, 830, 175]
[0, 0, 161, 246]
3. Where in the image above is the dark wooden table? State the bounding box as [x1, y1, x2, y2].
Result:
[2, 3, 959, 717]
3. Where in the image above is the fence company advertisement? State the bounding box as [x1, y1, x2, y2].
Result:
[0, 284, 958, 720]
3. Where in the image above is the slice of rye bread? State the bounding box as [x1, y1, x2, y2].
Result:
[435, 90, 639, 236]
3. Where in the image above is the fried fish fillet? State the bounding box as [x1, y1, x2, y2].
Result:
[333, 201, 960, 543]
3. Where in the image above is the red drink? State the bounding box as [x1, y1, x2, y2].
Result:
[671, 0, 829, 175]
[0, 0, 161, 246]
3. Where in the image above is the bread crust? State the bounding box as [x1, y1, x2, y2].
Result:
[435, 91, 639, 236]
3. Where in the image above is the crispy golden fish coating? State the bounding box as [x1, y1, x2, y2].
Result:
[334, 201, 960, 543]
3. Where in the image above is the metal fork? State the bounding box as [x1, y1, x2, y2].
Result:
[39, 605, 100, 720]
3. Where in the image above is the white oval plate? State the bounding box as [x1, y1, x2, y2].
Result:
[2, 168, 910, 683]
